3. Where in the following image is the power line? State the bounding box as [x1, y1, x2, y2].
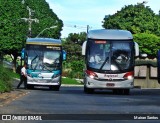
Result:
[63, 22, 102, 33]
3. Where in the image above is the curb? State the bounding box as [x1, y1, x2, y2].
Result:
[61, 84, 83, 87]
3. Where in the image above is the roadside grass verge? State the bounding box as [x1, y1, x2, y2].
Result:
[0, 65, 14, 93]
[9, 71, 20, 79]
[62, 77, 83, 85]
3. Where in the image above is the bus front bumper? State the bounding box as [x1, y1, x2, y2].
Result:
[27, 76, 61, 86]
[84, 77, 134, 89]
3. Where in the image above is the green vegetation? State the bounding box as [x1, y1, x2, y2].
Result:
[63, 32, 86, 62]
[0, 0, 63, 72]
[62, 77, 82, 85]
[102, 3, 160, 36]
[134, 34, 160, 58]
[62, 32, 86, 79]
[9, 71, 20, 79]
[102, 3, 160, 58]
[0, 65, 13, 93]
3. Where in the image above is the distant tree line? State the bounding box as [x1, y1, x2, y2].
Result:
[102, 3, 160, 58]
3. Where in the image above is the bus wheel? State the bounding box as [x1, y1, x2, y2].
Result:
[123, 89, 130, 95]
[113, 89, 130, 95]
[49, 86, 60, 91]
[84, 86, 94, 94]
[113, 89, 121, 94]
[27, 84, 34, 89]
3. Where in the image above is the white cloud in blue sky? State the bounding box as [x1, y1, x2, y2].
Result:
[45, 0, 160, 38]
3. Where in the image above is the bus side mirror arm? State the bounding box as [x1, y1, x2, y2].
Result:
[82, 41, 87, 55]
[134, 42, 139, 57]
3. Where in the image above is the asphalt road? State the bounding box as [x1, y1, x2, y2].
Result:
[0, 85, 160, 122]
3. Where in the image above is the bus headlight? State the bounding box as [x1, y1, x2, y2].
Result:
[123, 71, 134, 80]
[85, 70, 98, 79]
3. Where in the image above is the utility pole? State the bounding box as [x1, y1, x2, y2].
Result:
[21, 0, 39, 37]
[87, 25, 89, 34]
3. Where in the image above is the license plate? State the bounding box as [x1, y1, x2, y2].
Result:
[106, 83, 115, 87]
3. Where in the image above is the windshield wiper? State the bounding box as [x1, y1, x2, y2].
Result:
[31, 55, 38, 70]
[98, 57, 109, 72]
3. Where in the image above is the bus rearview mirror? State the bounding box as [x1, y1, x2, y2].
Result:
[63, 50, 66, 61]
[21, 48, 25, 60]
[134, 42, 139, 57]
[82, 41, 87, 55]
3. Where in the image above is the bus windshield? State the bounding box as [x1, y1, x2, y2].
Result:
[26, 45, 61, 71]
[86, 39, 134, 72]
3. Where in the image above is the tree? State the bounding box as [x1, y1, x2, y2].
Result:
[134, 33, 160, 58]
[63, 32, 86, 62]
[62, 32, 86, 79]
[0, 0, 63, 72]
[102, 3, 160, 36]
[22, 0, 63, 38]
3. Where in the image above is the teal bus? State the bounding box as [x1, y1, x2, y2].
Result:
[21, 38, 66, 91]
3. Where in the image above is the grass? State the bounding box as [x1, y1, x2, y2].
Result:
[62, 77, 83, 85]
[0, 65, 13, 93]
[0, 80, 12, 93]
[9, 71, 20, 79]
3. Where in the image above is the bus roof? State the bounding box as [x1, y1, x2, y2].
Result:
[88, 29, 133, 40]
[26, 38, 62, 46]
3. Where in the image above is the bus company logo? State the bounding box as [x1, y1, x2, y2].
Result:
[2, 115, 11, 120]
[104, 74, 118, 78]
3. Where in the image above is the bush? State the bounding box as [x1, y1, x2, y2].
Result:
[0, 64, 13, 93]
[70, 61, 84, 79]
[70, 60, 84, 72]
[67, 71, 83, 79]
[62, 60, 84, 79]
[134, 33, 160, 58]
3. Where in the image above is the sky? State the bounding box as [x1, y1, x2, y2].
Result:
[45, 0, 159, 38]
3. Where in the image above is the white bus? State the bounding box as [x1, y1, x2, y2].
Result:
[82, 29, 139, 94]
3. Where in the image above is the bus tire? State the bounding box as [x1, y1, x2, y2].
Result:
[123, 89, 130, 95]
[27, 84, 34, 89]
[113, 89, 121, 95]
[84, 86, 94, 94]
[113, 89, 130, 95]
[49, 85, 60, 91]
